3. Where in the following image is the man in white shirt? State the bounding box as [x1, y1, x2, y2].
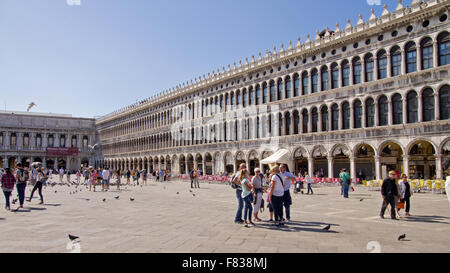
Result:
[102, 168, 110, 191]
[59, 168, 64, 183]
[279, 164, 296, 222]
[445, 167, 450, 203]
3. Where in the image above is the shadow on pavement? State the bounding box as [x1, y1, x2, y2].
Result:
[44, 204, 61, 207]
[0, 218, 5, 220]
[400, 215, 450, 224]
[29, 207, 47, 211]
[254, 220, 340, 233]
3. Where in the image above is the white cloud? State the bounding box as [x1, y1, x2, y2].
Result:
[366, 0, 382, 5]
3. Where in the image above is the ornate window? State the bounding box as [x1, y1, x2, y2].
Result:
[285, 113, 291, 135]
[392, 93, 403, 125]
[342, 60, 350, 86]
[420, 38, 433, 71]
[422, 88, 435, 122]
[331, 63, 339, 89]
[364, 54, 374, 82]
[71, 135, 77, 147]
[60, 135, 66, 148]
[302, 109, 309, 133]
[438, 31, 450, 66]
[293, 111, 299, 134]
[293, 74, 300, 97]
[407, 91, 418, 123]
[311, 69, 318, 93]
[377, 50, 388, 79]
[405, 42, 417, 74]
[302, 71, 309, 95]
[353, 57, 362, 84]
[391, 46, 402, 77]
[48, 134, 54, 147]
[249, 87, 254, 106]
[321, 66, 329, 91]
[378, 96, 388, 126]
[277, 79, 283, 100]
[242, 89, 247, 107]
[342, 102, 350, 129]
[285, 76, 292, 99]
[23, 134, 29, 148]
[331, 104, 339, 131]
[321, 106, 328, 131]
[225, 94, 230, 111]
[440, 85, 450, 120]
[311, 108, 318, 132]
[263, 83, 268, 104]
[278, 114, 283, 136]
[353, 100, 362, 129]
[236, 91, 241, 108]
[255, 85, 261, 105]
[270, 81, 276, 102]
[366, 98, 375, 128]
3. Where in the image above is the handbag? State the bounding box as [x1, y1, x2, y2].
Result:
[397, 201, 405, 209]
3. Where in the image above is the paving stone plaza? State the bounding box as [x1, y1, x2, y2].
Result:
[0, 176, 448, 253]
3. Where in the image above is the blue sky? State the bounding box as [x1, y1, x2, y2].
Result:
[0, 0, 402, 118]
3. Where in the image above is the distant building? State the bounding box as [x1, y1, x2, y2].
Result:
[0, 110, 100, 170]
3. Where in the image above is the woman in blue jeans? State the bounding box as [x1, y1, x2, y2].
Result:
[240, 169, 254, 227]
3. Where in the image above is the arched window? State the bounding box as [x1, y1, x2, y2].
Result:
[248, 119, 253, 139]
[366, 98, 375, 128]
[391, 46, 402, 77]
[331, 63, 339, 89]
[407, 91, 418, 123]
[405, 42, 417, 73]
[353, 57, 362, 84]
[36, 134, 42, 147]
[255, 85, 261, 105]
[220, 95, 224, 111]
[321, 106, 328, 131]
[392, 93, 403, 125]
[311, 69, 319, 93]
[285, 76, 292, 99]
[10, 133, 17, 146]
[438, 32, 450, 66]
[249, 87, 254, 106]
[321, 66, 329, 91]
[256, 117, 260, 139]
[230, 93, 235, 109]
[302, 72, 309, 95]
[311, 108, 318, 132]
[242, 89, 247, 107]
[353, 100, 362, 129]
[236, 91, 241, 108]
[277, 79, 283, 100]
[331, 104, 339, 131]
[302, 109, 309, 133]
[270, 81, 276, 102]
[293, 111, 299, 134]
[377, 50, 388, 79]
[263, 83, 268, 104]
[261, 116, 267, 138]
[342, 102, 350, 129]
[440, 85, 450, 120]
[378, 96, 388, 126]
[225, 94, 230, 111]
[285, 113, 291, 135]
[23, 134, 29, 147]
[422, 88, 435, 122]
[278, 113, 283, 136]
[421, 37, 433, 70]
[60, 135, 66, 148]
[269, 115, 275, 137]
[342, 60, 350, 86]
[293, 74, 300, 97]
[364, 54, 374, 82]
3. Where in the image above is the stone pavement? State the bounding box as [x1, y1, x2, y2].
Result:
[0, 176, 449, 253]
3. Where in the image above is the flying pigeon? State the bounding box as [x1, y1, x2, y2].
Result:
[68, 234, 79, 241]
[323, 224, 331, 231]
[27, 102, 36, 112]
[398, 234, 406, 241]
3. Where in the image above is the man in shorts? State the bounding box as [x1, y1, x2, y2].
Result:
[102, 168, 110, 191]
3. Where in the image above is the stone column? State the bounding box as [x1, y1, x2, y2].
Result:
[327, 156, 334, 178]
[318, 110, 323, 132]
[308, 156, 314, 177]
[433, 41, 439, 69]
[374, 57, 379, 80]
[436, 154, 443, 180]
[338, 64, 343, 88]
[387, 54, 392, 78]
[417, 45, 422, 71]
[403, 155, 410, 178]
[388, 98, 393, 126]
[418, 92, 423, 123]
[350, 155, 356, 182]
[435, 94, 440, 121]
[375, 156, 381, 181]
[402, 98, 408, 124]
[361, 59, 366, 83]
[349, 105, 354, 129]
[202, 159, 206, 175]
[401, 50, 407, 75]
[361, 100, 367, 128]
[308, 109, 313, 133]
[338, 107, 343, 130]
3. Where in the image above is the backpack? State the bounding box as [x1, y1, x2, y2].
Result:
[22, 169, 29, 182]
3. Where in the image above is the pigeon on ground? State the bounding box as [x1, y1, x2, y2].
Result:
[192, 194, 196, 197]
[102, 198, 106, 202]
[54, 191, 57, 194]
[323, 224, 331, 231]
[68, 234, 79, 241]
[12, 199, 18, 205]
[398, 234, 406, 241]
[130, 198, 135, 201]
[189, 189, 192, 193]
[176, 192, 179, 195]
[360, 198, 364, 202]
[114, 196, 120, 199]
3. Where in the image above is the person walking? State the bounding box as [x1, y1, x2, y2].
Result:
[398, 174, 413, 217]
[28, 168, 46, 204]
[279, 164, 295, 222]
[102, 168, 110, 191]
[267, 166, 285, 227]
[83, 168, 89, 185]
[97, 169, 103, 189]
[66, 169, 71, 184]
[251, 168, 263, 222]
[232, 163, 246, 224]
[340, 168, 351, 198]
[1, 168, 16, 210]
[380, 170, 401, 220]
[76, 170, 81, 185]
[15, 163, 28, 209]
[115, 170, 121, 190]
[193, 169, 200, 188]
[59, 167, 64, 183]
[126, 169, 131, 185]
[189, 169, 195, 188]
[136, 170, 141, 185]
[142, 170, 147, 185]
[89, 169, 97, 192]
[304, 172, 314, 195]
[240, 169, 254, 227]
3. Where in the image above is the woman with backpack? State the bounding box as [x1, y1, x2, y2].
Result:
[1, 168, 16, 210]
[15, 163, 28, 208]
[28, 167, 46, 204]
